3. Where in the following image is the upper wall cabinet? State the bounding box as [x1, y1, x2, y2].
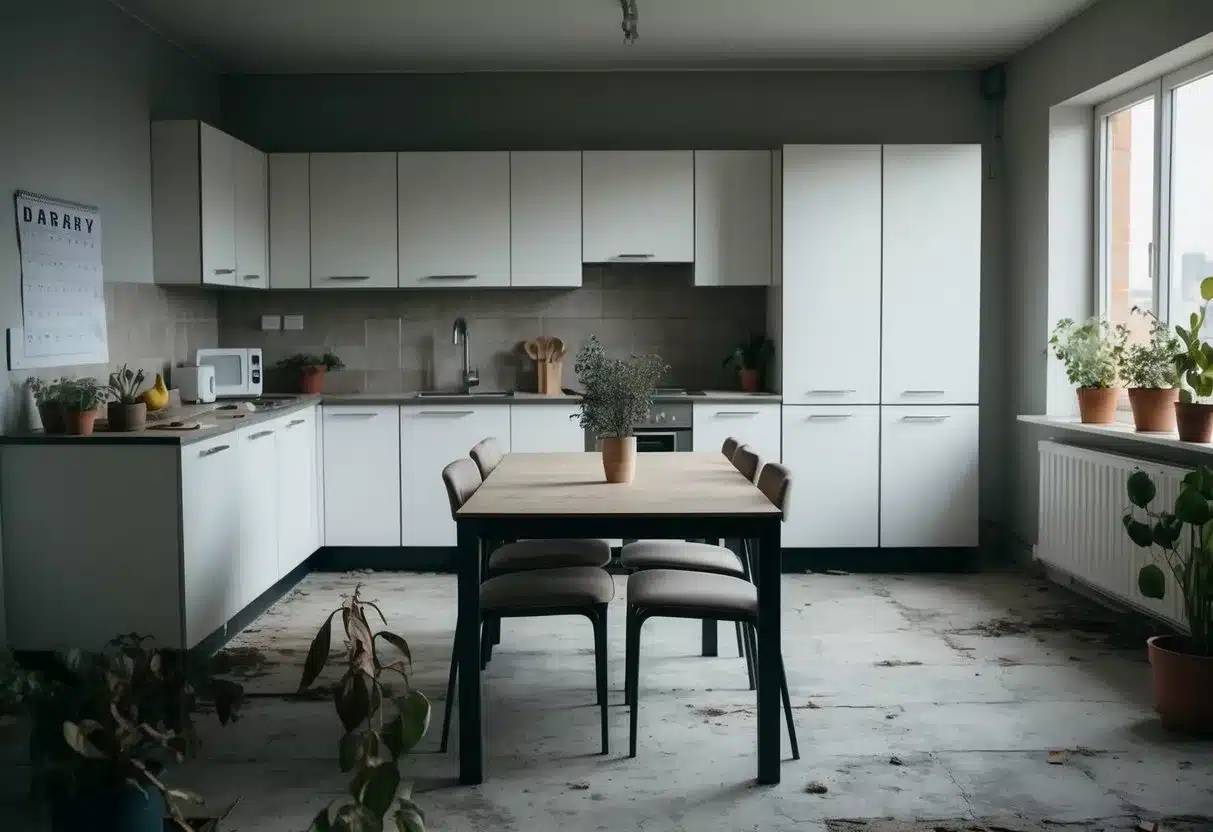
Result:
[398, 152, 510, 288]
[511, 152, 583, 288]
[694, 151, 772, 286]
[881, 145, 982, 405]
[268, 153, 311, 289]
[152, 121, 266, 287]
[310, 153, 398, 289]
[582, 151, 694, 263]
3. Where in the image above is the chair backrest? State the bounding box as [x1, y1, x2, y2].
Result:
[442, 458, 482, 520]
[733, 445, 762, 484]
[721, 436, 741, 461]
[470, 437, 505, 479]
[756, 462, 792, 520]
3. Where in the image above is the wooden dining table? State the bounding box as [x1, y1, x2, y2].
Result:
[454, 451, 785, 785]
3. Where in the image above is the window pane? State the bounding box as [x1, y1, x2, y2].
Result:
[1105, 97, 1156, 342]
[1170, 72, 1213, 327]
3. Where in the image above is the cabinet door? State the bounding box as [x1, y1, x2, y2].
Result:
[692, 403, 781, 465]
[276, 410, 318, 576]
[180, 435, 241, 647]
[881, 145, 982, 404]
[199, 123, 237, 286]
[880, 406, 979, 547]
[510, 404, 584, 452]
[234, 141, 268, 289]
[398, 152, 510, 287]
[694, 151, 771, 286]
[323, 406, 402, 545]
[310, 153, 398, 288]
[238, 425, 280, 608]
[582, 151, 694, 263]
[782, 145, 881, 404]
[781, 406, 880, 548]
[269, 153, 310, 289]
[511, 152, 582, 287]
[402, 406, 511, 547]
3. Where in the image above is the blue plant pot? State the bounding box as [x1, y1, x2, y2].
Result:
[50, 780, 165, 832]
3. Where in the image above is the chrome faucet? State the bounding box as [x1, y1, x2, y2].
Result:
[452, 317, 479, 393]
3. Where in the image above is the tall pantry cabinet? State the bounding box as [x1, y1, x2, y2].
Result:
[779, 144, 981, 550]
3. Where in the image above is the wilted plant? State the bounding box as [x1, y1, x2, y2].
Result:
[575, 335, 669, 438]
[1049, 316, 1126, 389]
[108, 364, 147, 405]
[298, 586, 430, 832]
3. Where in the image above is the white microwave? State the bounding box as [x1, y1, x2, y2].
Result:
[194, 348, 263, 398]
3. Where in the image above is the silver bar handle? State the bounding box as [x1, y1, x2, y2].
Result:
[199, 444, 231, 457]
[713, 411, 759, 417]
[901, 415, 950, 422]
[249, 430, 275, 440]
[614, 253, 655, 259]
[287, 419, 307, 428]
[326, 412, 378, 419]
[807, 389, 856, 394]
[806, 414, 854, 421]
[212, 268, 236, 275]
[423, 274, 477, 280]
[326, 275, 371, 281]
[418, 410, 474, 417]
[241, 274, 262, 281]
[902, 390, 946, 395]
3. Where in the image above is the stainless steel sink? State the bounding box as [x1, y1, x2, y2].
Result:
[416, 390, 512, 398]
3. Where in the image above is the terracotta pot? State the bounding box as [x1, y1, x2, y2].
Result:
[738, 368, 760, 393]
[63, 409, 97, 437]
[1075, 387, 1119, 424]
[1127, 387, 1179, 432]
[601, 436, 637, 484]
[106, 401, 147, 432]
[38, 403, 66, 435]
[300, 367, 325, 394]
[1175, 401, 1213, 443]
[1148, 635, 1213, 736]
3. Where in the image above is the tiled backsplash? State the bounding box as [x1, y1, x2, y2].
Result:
[218, 265, 768, 394]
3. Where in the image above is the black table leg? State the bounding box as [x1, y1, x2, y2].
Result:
[756, 518, 781, 784]
[701, 618, 719, 657]
[456, 521, 485, 784]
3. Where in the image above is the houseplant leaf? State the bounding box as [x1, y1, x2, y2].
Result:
[358, 761, 400, 819]
[339, 730, 361, 772]
[373, 632, 412, 666]
[1174, 486, 1212, 526]
[1138, 563, 1167, 599]
[394, 799, 427, 832]
[1153, 514, 1183, 548]
[1126, 470, 1155, 508]
[335, 672, 371, 733]
[1122, 516, 1154, 548]
[299, 610, 339, 692]
[62, 721, 107, 759]
[1201, 275, 1213, 301]
[389, 691, 431, 757]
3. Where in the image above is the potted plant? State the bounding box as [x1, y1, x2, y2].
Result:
[1173, 277, 1213, 442]
[1123, 467, 1213, 735]
[106, 364, 148, 432]
[574, 335, 669, 484]
[723, 335, 774, 393]
[1123, 308, 1182, 432]
[277, 351, 345, 395]
[22, 634, 242, 832]
[297, 586, 430, 832]
[59, 378, 109, 436]
[28, 376, 66, 434]
[1049, 316, 1126, 424]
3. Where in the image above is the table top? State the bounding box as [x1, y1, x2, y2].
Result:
[456, 452, 781, 519]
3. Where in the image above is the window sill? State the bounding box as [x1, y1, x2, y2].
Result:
[1018, 414, 1213, 457]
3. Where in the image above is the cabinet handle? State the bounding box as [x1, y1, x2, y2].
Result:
[806, 413, 854, 421]
[902, 390, 946, 396]
[287, 419, 307, 428]
[249, 430, 275, 440]
[327, 275, 371, 281]
[199, 444, 231, 457]
[212, 268, 236, 275]
[241, 274, 262, 281]
[713, 411, 759, 417]
[614, 253, 655, 260]
[327, 412, 378, 419]
[901, 415, 950, 422]
[418, 410, 474, 417]
[807, 389, 856, 395]
[423, 274, 477, 281]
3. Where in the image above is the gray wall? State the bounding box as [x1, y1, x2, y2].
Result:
[1004, 0, 1213, 549]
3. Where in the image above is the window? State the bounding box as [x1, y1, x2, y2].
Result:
[1170, 69, 1213, 326]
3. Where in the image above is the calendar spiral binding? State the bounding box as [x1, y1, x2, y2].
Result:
[14, 190, 98, 214]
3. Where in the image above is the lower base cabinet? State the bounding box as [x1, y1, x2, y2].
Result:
[693, 402, 781, 464]
[238, 424, 281, 611]
[277, 409, 319, 577]
[510, 404, 585, 452]
[323, 406, 402, 546]
[182, 434, 243, 646]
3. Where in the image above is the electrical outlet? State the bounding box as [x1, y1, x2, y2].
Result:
[283, 314, 304, 331]
[260, 315, 281, 332]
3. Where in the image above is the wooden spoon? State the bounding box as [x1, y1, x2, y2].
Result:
[549, 337, 566, 361]
[524, 339, 542, 361]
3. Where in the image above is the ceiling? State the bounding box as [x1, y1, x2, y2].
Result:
[112, 0, 1100, 74]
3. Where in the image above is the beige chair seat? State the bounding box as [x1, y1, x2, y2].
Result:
[627, 569, 757, 616]
[481, 566, 615, 612]
[620, 540, 744, 576]
[489, 538, 612, 573]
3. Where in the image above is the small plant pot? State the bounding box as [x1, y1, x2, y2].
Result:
[300, 367, 326, 394]
[63, 409, 98, 437]
[1075, 387, 1119, 424]
[1174, 401, 1213, 443]
[38, 403, 66, 434]
[106, 401, 148, 432]
[1127, 388, 1179, 432]
[738, 368, 760, 393]
[1148, 635, 1213, 736]
[51, 779, 165, 832]
[601, 436, 637, 484]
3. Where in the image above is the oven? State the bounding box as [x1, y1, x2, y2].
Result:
[586, 400, 693, 452]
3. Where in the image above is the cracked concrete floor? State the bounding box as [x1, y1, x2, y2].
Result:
[6, 569, 1213, 831]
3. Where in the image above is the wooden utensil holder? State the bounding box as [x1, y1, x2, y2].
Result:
[538, 358, 563, 395]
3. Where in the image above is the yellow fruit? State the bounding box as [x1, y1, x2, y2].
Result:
[142, 374, 169, 412]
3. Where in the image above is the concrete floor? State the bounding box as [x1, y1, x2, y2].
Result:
[6, 569, 1213, 830]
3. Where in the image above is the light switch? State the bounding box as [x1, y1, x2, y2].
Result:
[283, 314, 304, 331]
[260, 315, 281, 332]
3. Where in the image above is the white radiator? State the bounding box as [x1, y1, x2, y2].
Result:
[1037, 440, 1188, 629]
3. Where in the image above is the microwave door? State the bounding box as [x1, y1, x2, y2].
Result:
[206, 354, 246, 392]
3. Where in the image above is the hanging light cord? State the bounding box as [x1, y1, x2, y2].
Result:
[619, 0, 639, 44]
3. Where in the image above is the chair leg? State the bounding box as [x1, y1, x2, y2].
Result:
[744, 622, 758, 691]
[780, 655, 800, 761]
[627, 610, 642, 758]
[480, 616, 495, 670]
[734, 621, 745, 658]
[439, 625, 459, 754]
[592, 605, 609, 755]
[625, 605, 637, 708]
[491, 616, 502, 647]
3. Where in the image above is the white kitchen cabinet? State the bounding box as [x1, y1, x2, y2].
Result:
[402, 405, 511, 547]
[268, 153, 311, 289]
[238, 424, 280, 608]
[781, 406, 880, 548]
[181, 434, 242, 646]
[880, 406, 979, 547]
[510, 404, 585, 453]
[881, 145, 982, 405]
[582, 151, 694, 263]
[234, 139, 268, 288]
[511, 152, 583, 287]
[323, 406, 402, 546]
[310, 153, 398, 288]
[276, 409, 319, 576]
[782, 145, 882, 405]
[694, 151, 772, 286]
[398, 152, 510, 287]
[692, 402, 780, 466]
